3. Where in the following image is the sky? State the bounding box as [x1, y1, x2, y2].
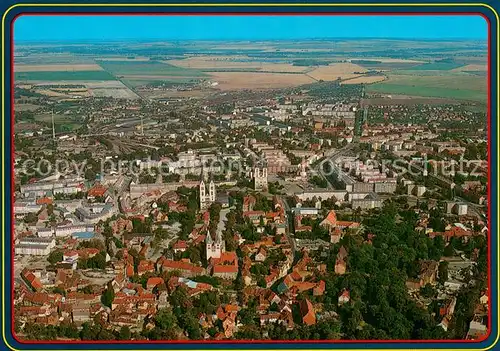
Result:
[14, 15, 487, 42]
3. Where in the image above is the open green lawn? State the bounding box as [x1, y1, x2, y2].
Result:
[15, 71, 116, 81]
[367, 74, 486, 102]
[97, 60, 208, 77]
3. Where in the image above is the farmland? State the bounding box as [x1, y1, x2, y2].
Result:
[452, 64, 488, 72]
[342, 75, 386, 85]
[167, 57, 309, 73]
[14, 64, 104, 72]
[401, 60, 464, 71]
[13, 39, 488, 101]
[97, 60, 208, 77]
[367, 74, 486, 102]
[15, 71, 116, 81]
[307, 62, 367, 81]
[206, 72, 316, 90]
[33, 112, 83, 132]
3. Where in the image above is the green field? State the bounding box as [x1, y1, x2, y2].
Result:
[121, 77, 200, 88]
[97, 60, 208, 77]
[390, 70, 468, 77]
[15, 71, 116, 81]
[464, 71, 487, 77]
[367, 74, 487, 102]
[355, 62, 423, 71]
[34, 113, 82, 131]
[403, 60, 463, 71]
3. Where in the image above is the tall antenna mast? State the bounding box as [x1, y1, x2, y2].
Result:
[52, 110, 56, 140]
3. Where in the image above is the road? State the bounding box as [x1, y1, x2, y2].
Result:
[217, 208, 231, 235]
[311, 144, 356, 188]
[277, 195, 296, 257]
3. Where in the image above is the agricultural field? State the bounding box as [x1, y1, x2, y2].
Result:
[14, 103, 42, 112]
[85, 81, 140, 99]
[97, 60, 208, 77]
[307, 62, 367, 81]
[98, 57, 151, 62]
[13, 39, 488, 99]
[16, 81, 139, 99]
[367, 74, 487, 102]
[33, 112, 83, 132]
[167, 56, 309, 73]
[15, 70, 116, 81]
[401, 60, 464, 71]
[14, 64, 104, 72]
[342, 75, 386, 85]
[350, 60, 424, 71]
[206, 72, 316, 90]
[165, 58, 372, 90]
[452, 64, 488, 72]
[14, 53, 96, 65]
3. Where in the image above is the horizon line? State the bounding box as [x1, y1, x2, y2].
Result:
[15, 36, 488, 44]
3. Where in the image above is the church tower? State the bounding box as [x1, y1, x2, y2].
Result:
[199, 180, 206, 210]
[209, 180, 216, 202]
[252, 167, 268, 191]
[206, 231, 225, 260]
[200, 180, 216, 210]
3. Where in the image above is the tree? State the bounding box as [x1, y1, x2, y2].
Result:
[47, 250, 63, 265]
[420, 283, 437, 299]
[101, 282, 115, 308]
[118, 326, 131, 340]
[97, 329, 115, 340]
[24, 212, 37, 224]
[444, 244, 455, 257]
[438, 261, 449, 284]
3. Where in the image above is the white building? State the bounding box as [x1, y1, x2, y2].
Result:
[206, 231, 225, 260]
[15, 243, 51, 256]
[199, 180, 216, 210]
[14, 202, 42, 215]
[55, 224, 94, 237]
[15, 237, 55, 256]
[251, 167, 268, 191]
[37, 228, 54, 238]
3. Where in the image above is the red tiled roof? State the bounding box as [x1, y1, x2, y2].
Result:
[126, 264, 135, 277]
[21, 269, 43, 291]
[340, 289, 350, 299]
[243, 196, 256, 207]
[36, 197, 53, 205]
[63, 250, 79, 257]
[322, 210, 337, 226]
[292, 282, 317, 293]
[225, 304, 239, 313]
[87, 184, 107, 197]
[146, 277, 164, 289]
[160, 259, 204, 274]
[138, 260, 155, 274]
[313, 280, 326, 296]
[78, 248, 99, 258]
[173, 240, 188, 250]
[214, 265, 238, 273]
[300, 299, 316, 326]
[336, 221, 360, 228]
[243, 211, 266, 218]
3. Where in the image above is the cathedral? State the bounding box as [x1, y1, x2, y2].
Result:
[206, 230, 225, 260]
[199, 180, 216, 210]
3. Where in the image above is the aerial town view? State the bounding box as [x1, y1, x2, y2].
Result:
[12, 15, 489, 342]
